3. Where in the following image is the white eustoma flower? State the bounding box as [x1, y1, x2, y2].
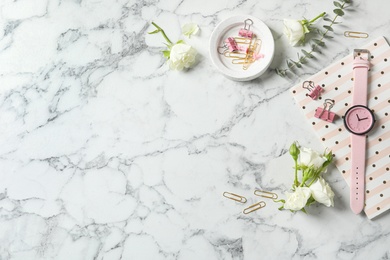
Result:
[182, 23, 199, 38]
[284, 187, 311, 211]
[283, 19, 307, 46]
[168, 43, 197, 70]
[310, 177, 335, 207]
[299, 147, 327, 168]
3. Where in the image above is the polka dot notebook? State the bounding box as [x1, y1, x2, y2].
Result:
[290, 36, 390, 219]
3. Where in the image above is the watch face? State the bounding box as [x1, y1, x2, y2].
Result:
[344, 105, 375, 135]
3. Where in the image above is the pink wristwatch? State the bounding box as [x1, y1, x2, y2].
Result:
[343, 49, 376, 214]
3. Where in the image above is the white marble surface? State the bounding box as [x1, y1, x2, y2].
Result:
[0, 0, 389, 259]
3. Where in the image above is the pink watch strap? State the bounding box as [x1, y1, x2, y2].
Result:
[350, 134, 366, 214]
[352, 57, 370, 106]
[350, 55, 370, 214]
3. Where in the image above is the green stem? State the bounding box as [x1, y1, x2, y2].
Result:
[151, 22, 173, 46]
[309, 12, 326, 23]
[294, 160, 299, 187]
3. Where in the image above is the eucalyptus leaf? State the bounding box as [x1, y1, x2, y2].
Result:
[275, 69, 286, 77]
[333, 1, 342, 8]
[333, 8, 345, 16]
[302, 49, 314, 58]
[299, 56, 307, 64]
[313, 39, 325, 47]
[323, 25, 334, 31]
[311, 44, 322, 54]
[294, 60, 302, 68]
[287, 60, 294, 69]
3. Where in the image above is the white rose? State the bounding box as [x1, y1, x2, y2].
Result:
[182, 23, 199, 38]
[284, 187, 311, 211]
[168, 43, 197, 70]
[299, 147, 327, 168]
[283, 19, 305, 46]
[310, 177, 335, 207]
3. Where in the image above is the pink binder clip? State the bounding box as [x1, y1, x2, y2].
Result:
[224, 37, 239, 52]
[239, 19, 254, 38]
[302, 80, 324, 100]
[315, 99, 336, 123]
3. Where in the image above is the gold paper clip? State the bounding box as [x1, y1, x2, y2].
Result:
[224, 51, 247, 59]
[254, 190, 278, 200]
[344, 31, 369, 38]
[232, 58, 256, 64]
[223, 192, 247, 203]
[234, 37, 252, 44]
[243, 201, 266, 214]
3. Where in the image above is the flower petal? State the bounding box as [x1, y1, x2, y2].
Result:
[182, 23, 199, 38]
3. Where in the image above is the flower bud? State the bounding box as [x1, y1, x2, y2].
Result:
[289, 142, 300, 161]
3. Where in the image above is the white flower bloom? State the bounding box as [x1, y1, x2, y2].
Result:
[284, 187, 311, 211]
[168, 43, 197, 70]
[299, 147, 327, 168]
[182, 23, 199, 38]
[283, 19, 306, 46]
[310, 177, 335, 207]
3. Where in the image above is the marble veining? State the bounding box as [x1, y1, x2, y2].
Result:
[0, 0, 390, 259]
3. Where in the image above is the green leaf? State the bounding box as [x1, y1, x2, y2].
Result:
[313, 39, 325, 47]
[333, 1, 342, 8]
[323, 17, 333, 22]
[162, 50, 170, 59]
[275, 69, 286, 77]
[176, 39, 185, 44]
[323, 34, 334, 39]
[323, 25, 334, 32]
[294, 60, 302, 68]
[311, 44, 322, 54]
[333, 8, 345, 16]
[148, 29, 160, 35]
[287, 60, 294, 69]
[302, 49, 314, 58]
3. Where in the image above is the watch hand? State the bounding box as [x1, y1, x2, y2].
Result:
[360, 117, 368, 121]
[356, 114, 361, 121]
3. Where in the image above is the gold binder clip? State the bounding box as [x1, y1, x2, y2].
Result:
[254, 190, 278, 200]
[243, 201, 266, 214]
[344, 31, 369, 38]
[223, 192, 247, 203]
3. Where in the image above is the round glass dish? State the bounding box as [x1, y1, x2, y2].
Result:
[209, 15, 275, 81]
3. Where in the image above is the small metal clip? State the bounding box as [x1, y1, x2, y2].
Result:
[217, 43, 228, 54]
[239, 19, 254, 38]
[302, 80, 323, 100]
[223, 192, 247, 203]
[254, 190, 278, 200]
[344, 31, 369, 39]
[243, 201, 266, 214]
[315, 99, 336, 123]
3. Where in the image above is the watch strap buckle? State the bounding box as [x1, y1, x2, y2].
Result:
[353, 49, 369, 59]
